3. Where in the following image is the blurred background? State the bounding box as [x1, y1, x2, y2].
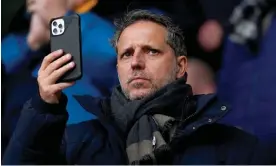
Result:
[2, 0, 276, 159]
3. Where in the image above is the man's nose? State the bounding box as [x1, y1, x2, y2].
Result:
[131, 51, 145, 70]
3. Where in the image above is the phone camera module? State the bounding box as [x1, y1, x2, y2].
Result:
[53, 28, 58, 34]
[53, 21, 57, 26]
[58, 24, 63, 29]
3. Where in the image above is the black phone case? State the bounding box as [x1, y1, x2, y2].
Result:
[50, 14, 82, 82]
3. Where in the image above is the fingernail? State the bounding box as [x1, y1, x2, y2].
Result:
[69, 62, 75, 67]
[67, 54, 71, 59]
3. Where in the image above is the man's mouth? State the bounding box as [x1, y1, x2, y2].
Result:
[128, 77, 149, 84]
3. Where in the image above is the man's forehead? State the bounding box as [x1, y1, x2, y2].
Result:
[122, 21, 167, 36]
[117, 21, 168, 48]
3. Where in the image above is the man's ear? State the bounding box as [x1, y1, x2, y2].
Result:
[176, 55, 188, 79]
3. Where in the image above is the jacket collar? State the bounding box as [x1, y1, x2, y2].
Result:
[172, 94, 230, 140]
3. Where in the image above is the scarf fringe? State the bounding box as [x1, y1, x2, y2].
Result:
[130, 145, 173, 165]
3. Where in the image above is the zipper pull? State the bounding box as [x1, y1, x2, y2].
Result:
[152, 136, 156, 149]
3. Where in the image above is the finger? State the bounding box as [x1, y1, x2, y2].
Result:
[44, 54, 72, 75]
[50, 82, 75, 93]
[48, 62, 75, 83]
[40, 49, 63, 71]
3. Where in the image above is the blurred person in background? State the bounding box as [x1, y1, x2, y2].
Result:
[218, 0, 276, 150]
[2, 0, 119, 124]
[3, 10, 275, 165]
[26, 0, 118, 95]
[186, 57, 216, 94]
[1, 0, 119, 156]
[26, 0, 120, 123]
[197, 19, 224, 52]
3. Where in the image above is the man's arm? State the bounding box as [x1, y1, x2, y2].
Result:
[2, 93, 68, 165]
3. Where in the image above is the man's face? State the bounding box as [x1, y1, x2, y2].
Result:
[116, 21, 187, 100]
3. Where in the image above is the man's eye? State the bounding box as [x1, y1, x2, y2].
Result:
[122, 52, 131, 58]
[148, 49, 159, 55]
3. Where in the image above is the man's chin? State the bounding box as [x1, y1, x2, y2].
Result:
[129, 89, 153, 100]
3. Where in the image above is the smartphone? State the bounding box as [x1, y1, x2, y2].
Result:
[50, 14, 82, 82]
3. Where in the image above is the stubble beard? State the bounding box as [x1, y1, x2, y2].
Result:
[120, 64, 178, 101]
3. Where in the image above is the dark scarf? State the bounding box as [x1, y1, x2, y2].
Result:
[109, 76, 196, 165]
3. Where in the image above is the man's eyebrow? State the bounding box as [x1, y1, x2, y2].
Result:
[119, 45, 132, 53]
[142, 44, 159, 49]
[118, 47, 133, 56]
[119, 44, 163, 52]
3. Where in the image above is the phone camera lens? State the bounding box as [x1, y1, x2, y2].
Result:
[53, 28, 58, 34]
[58, 24, 63, 29]
[53, 21, 57, 26]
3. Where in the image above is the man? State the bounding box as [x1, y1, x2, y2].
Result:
[3, 10, 275, 165]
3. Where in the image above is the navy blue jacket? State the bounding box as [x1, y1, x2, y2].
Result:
[2, 93, 276, 164]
